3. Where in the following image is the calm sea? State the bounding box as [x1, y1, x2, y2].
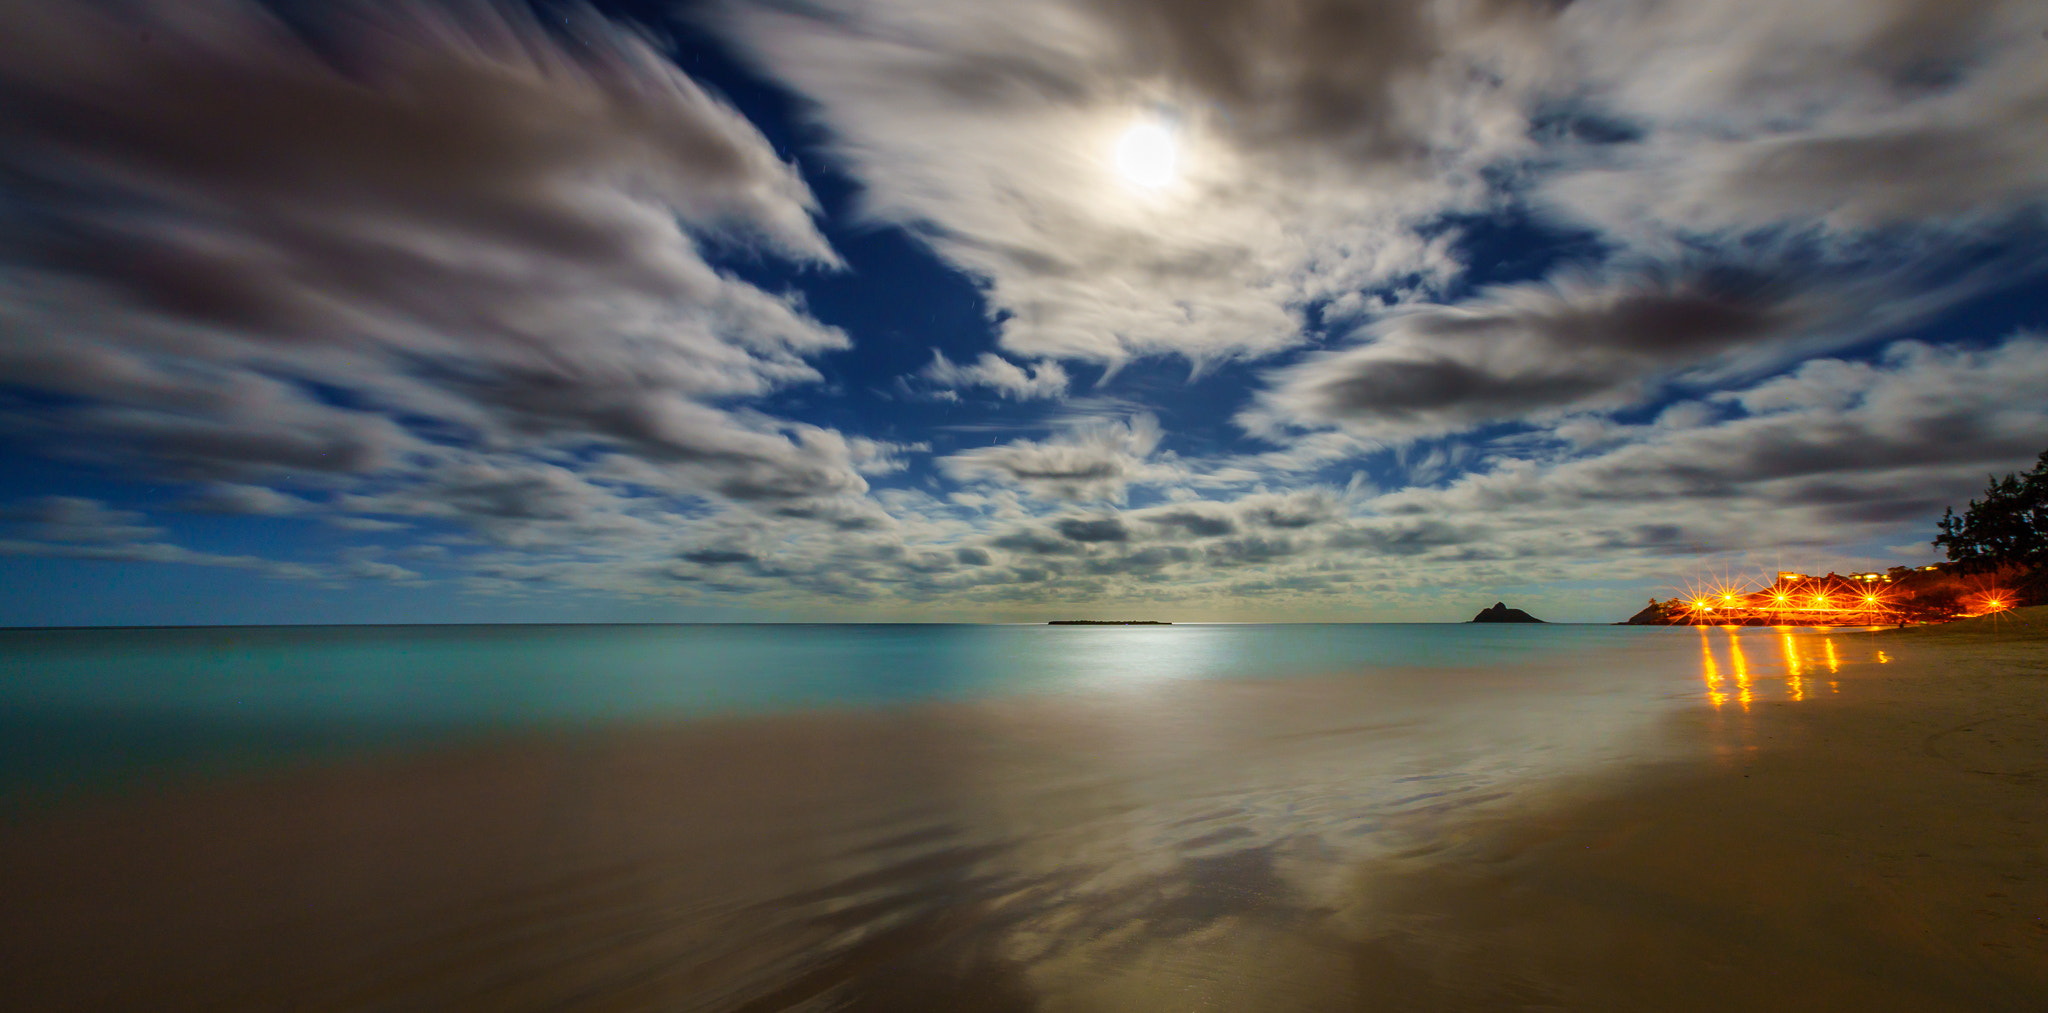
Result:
[0, 622, 1875, 808]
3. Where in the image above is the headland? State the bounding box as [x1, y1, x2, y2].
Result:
[1622, 561, 2038, 626]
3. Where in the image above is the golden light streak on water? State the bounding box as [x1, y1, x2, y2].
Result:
[1823, 638, 1840, 675]
[1698, 626, 1725, 709]
[1780, 631, 1804, 702]
[1724, 627, 1750, 711]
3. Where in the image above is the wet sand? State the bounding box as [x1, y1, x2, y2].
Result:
[4, 615, 2044, 1011]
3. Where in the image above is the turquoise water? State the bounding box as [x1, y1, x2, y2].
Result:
[8, 622, 1916, 1010]
[0, 622, 1836, 806]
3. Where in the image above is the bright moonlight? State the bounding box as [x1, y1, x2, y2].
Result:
[1113, 119, 1177, 188]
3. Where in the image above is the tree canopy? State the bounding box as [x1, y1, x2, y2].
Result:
[1934, 449, 2048, 570]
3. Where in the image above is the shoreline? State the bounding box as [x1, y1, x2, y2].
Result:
[1321, 608, 2047, 1010]
[2, 613, 2042, 1010]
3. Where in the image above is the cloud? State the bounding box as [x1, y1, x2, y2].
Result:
[866, 334, 2048, 612]
[989, 527, 1084, 557]
[1365, 336, 2048, 556]
[1538, 0, 2048, 242]
[1236, 489, 1342, 529]
[1139, 506, 1236, 538]
[338, 548, 423, 583]
[3, 497, 162, 544]
[940, 414, 1169, 501]
[918, 351, 1069, 400]
[1204, 534, 1305, 567]
[1052, 516, 1129, 542]
[711, 0, 1544, 364]
[679, 548, 758, 566]
[0, 496, 322, 578]
[1252, 271, 1810, 438]
[181, 483, 309, 516]
[1247, 259, 2009, 443]
[0, 0, 872, 516]
[716, 0, 2047, 378]
[2, 0, 2042, 621]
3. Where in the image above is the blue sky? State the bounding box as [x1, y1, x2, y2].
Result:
[1, 0, 2045, 625]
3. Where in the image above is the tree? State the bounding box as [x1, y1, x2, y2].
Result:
[1934, 449, 2048, 571]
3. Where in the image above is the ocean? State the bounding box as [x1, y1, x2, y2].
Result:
[3, 620, 1914, 1010]
[1, 621, 1879, 808]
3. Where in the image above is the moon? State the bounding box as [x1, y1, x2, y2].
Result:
[1113, 119, 1177, 189]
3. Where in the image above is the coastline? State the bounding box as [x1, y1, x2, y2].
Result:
[1319, 607, 2048, 1011]
[1, 616, 2042, 1010]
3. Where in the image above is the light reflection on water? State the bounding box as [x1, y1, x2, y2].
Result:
[1694, 626, 1888, 709]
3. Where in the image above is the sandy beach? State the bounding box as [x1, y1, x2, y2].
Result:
[4, 615, 2044, 1011]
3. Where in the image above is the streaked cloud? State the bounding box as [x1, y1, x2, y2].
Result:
[0, 0, 2043, 619]
[0, 0, 868, 515]
[918, 351, 1070, 400]
[940, 413, 1172, 502]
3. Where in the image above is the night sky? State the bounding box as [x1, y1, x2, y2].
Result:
[2, 0, 2045, 625]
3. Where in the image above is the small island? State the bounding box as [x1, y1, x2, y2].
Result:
[1047, 620, 1172, 625]
[1471, 602, 1544, 623]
